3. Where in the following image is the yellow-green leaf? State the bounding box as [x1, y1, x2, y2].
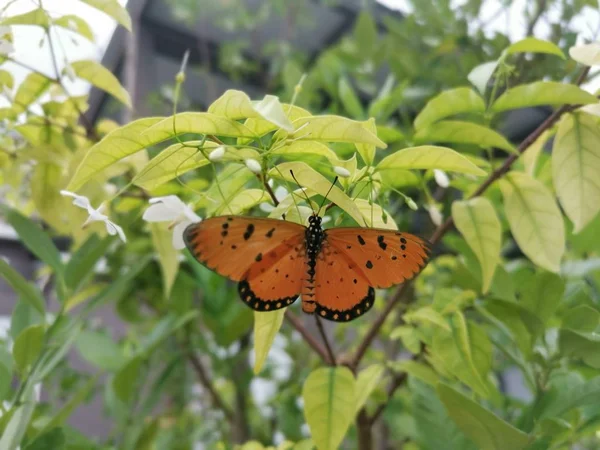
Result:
[242, 104, 311, 141]
[414, 87, 485, 130]
[523, 129, 550, 175]
[269, 162, 364, 225]
[208, 89, 258, 119]
[0, 8, 49, 29]
[253, 310, 285, 374]
[355, 117, 377, 165]
[31, 162, 66, 232]
[405, 306, 450, 331]
[0, 69, 13, 89]
[71, 60, 131, 107]
[338, 76, 365, 119]
[377, 145, 487, 176]
[53, 15, 94, 41]
[79, 0, 132, 31]
[143, 112, 257, 140]
[552, 113, 600, 232]
[438, 383, 530, 450]
[67, 117, 166, 190]
[13, 324, 45, 374]
[270, 141, 337, 162]
[491, 81, 597, 113]
[14, 72, 53, 114]
[415, 121, 516, 153]
[283, 115, 386, 148]
[149, 223, 179, 298]
[214, 189, 269, 215]
[452, 197, 501, 293]
[354, 199, 398, 229]
[505, 37, 565, 59]
[302, 367, 356, 450]
[390, 360, 439, 385]
[355, 364, 385, 413]
[132, 141, 212, 190]
[500, 172, 565, 272]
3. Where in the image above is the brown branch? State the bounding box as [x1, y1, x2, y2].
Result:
[315, 315, 336, 365]
[350, 65, 591, 370]
[285, 310, 331, 364]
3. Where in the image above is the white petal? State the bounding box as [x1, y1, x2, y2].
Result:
[426, 204, 443, 226]
[143, 196, 187, 222]
[274, 186, 288, 201]
[569, 42, 600, 66]
[434, 169, 450, 188]
[172, 221, 189, 250]
[105, 220, 127, 242]
[208, 146, 226, 162]
[252, 95, 294, 132]
[245, 158, 262, 174]
[183, 205, 202, 223]
[259, 203, 275, 213]
[333, 166, 351, 178]
[0, 26, 14, 56]
[467, 60, 498, 95]
[580, 103, 600, 117]
[60, 190, 91, 210]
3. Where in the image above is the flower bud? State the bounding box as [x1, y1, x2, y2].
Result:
[434, 169, 450, 188]
[208, 146, 226, 162]
[406, 197, 418, 211]
[333, 166, 351, 178]
[245, 158, 262, 174]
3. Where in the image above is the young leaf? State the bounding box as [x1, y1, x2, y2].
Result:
[0, 400, 36, 450]
[504, 37, 565, 59]
[391, 360, 439, 385]
[71, 60, 131, 107]
[519, 272, 564, 325]
[452, 198, 501, 293]
[13, 324, 45, 374]
[149, 223, 179, 298]
[414, 87, 485, 130]
[523, 129, 550, 176]
[0, 258, 45, 315]
[355, 118, 377, 165]
[53, 15, 94, 41]
[302, 367, 356, 450]
[208, 89, 258, 119]
[338, 77, 365, 119]
[142, 113, 257, 141]
[0, 7, 49, 28]
[270, 141, 337, 162]
[404, 306, 450, 331]
[552, 113, 600, 232]
[438, 383, 530, 450]
[468, 61, 498, 95]
[79, 0, 132, 31]
[377, 145, 487, 176]
[491, 81, 597, 113]
[75, 330, 126, 371]
[242, 104, 311, 140]
[112, 356, 142, 403]
[562, 305, 600, 332]
[415, 121, 516, 153]
[0, 347, 13, 401]
[214, 189, 268, 215]
[253, 310, 285, 374]
[269, 162, 364, 225]
[13, 72, 53, 115]
[355, 364, 385, 413]
[40, 377, 97, 432]
[500, 172, 565, 272]
[64, 234, 112, 292]
[23, 427, 65, 450]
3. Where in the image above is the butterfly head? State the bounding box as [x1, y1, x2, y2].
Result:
[308, 214, 322, 226]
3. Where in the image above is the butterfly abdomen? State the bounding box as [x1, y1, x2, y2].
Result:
[301, 215, 325, 314]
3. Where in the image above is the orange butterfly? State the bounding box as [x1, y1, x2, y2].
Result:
[184, 213, 430, 322]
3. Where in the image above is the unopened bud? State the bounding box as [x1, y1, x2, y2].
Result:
[208, 146, 226, 162]
[434, 169, 450, 188]
[245, 158, 262, 174]
[333, 166, 351, 178]
[175, 71, 185, 84]
[406, 197, 418, 211]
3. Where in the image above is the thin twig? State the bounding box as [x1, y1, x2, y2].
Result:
[314, 315, 336, 365]
[350, 66, 591, 370]
[284, 311, 331, 364]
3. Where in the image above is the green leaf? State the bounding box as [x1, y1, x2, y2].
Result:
[79, 0, 131, 31]
[353, 12, 377, 55]
[520, 272, 564, 325]
[491, 82, 597, 112]
[242, 104, 311, 140]
[23, 428, 65, 450]
[0, 69, 14, 89]
[113, 356, 142, 403]
[391, 360, 439, 385]
[214, 189, 268, 215]
[132, 141, 211, 190]
[13, 324, 45, 374]
[355, 118, 377, 165]
[41, 377, 96, 432]
[282, 115, 386, 148]
[468, 61, 498, 95]
[377, 145, 487, 176]
[505, 37, 565, 59]
[0, 258, 45, 315]
[500, 172, 565, 272]
[302, 367, 356, 450]
[71, 60, 131, 108]
[253, 310, 285, 374]
[270, 141, 337, 162]
[0, 347, 13, 401]
[415, 121, 516, 153]
[207, 89, 257, 119]
[552, 113, 600, 232]
[149, 223, 179, 298]
[390, 325, 422, 354]
[0, 7, 49, 28]
[438, 383, 530, 450]
[452, 198, 501, 293]
[562, 305, 600, 332]
[67, 117, 166, 190]
[0, 400, 36, 450]
[269, 162, 364, 225]
[558, 329, 600, 368]
[64, 235, 112, 292]
[338, 77, 364, 119]
[53, 15, 94, 41]
[31, 162, 64, 233]
[523, 129, 550, 176]
[10, 302, 43, 341]
[13, 72, 53, 115]
[3, 207, 63, 276]
[404, 306, 450, 331]
[414, 87, 485, 130]
[535, 374, 600, 420]
[355, 364, 385, 413]
[75, 330, 126, 371]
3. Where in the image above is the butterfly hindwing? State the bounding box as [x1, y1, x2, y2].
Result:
[325, 228, 430, 289]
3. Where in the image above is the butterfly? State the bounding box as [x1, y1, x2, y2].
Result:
[183, 213, 430, 322]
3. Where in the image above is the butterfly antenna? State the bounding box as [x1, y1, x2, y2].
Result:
[317, 176, 338, 217]
[289, 170, 315, 214]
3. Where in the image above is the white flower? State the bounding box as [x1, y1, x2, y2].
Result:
[0, 26, 14, 55]
[569, 42, 600, 66]
[260, 185, 288, 213]
[208, 145, 226, 162]
[245, 158, 262, 174]
[60, 190, 126, 242]
[252, 95, 294, 132]
[333, 166, 351, 178]
[142, 195, 201, 250]
[434, 169, 450, 188]
[426, 203, 443, 226]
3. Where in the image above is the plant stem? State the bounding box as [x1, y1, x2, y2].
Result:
[314, 315, 336, 365]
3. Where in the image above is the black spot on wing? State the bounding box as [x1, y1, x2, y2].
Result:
[243, 224, 255, 240]
[357, 235, 365, 245]
[377, 235, 387, 250]
[366, 260, 373, 269]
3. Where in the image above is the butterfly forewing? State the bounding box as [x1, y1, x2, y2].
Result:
[325, 228, 429, 289]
